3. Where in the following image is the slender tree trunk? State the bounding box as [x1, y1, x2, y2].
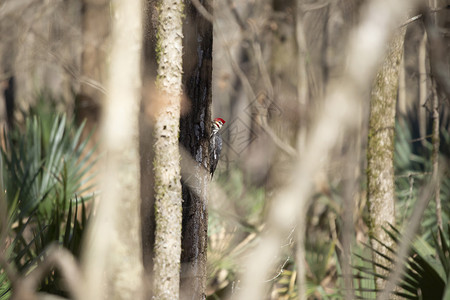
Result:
[431, 74, 441, 236]
[427, 0, 442, 241]
[81, 0, 144, 299]
[152, 0, 184, 299]
[367, 28, 406, 291]
[179, 1, 213, 299]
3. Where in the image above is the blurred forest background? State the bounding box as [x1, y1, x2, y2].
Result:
[1, 0, 450, 299]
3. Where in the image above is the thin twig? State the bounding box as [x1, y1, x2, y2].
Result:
[190, 0, 213, 23]
[264, 257, 290, 282]
[225, 0, 247, 31]
[410, 134, 433, 143]
[395, 171, 431, 178]
[281, 226, 296, 248]
[400, 14, 422, 27]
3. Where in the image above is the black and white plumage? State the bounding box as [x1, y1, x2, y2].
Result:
[209, 118, 225, 178]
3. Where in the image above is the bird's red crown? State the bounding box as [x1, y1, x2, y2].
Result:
[214, 118, 225, 128]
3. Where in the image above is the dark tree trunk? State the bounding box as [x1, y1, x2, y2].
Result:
[141, 1, 213, 298]
[140, 2, 158, 298]
[179, 0, 213, 299]
[139, 105, 156, 300]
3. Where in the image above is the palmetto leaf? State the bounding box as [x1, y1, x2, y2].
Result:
[2, 114, 96, 218]
[0, 107, 96, 297]
[351, 225, 449, 299]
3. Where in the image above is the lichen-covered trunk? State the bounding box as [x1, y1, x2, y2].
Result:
[179, 1, 213, 299]
[367, 28, 406, 291]
[152, 0, 184, 299]
[81, 0, 144, 299]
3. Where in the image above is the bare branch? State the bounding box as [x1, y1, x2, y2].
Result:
[225, 0, 247, 31]
[400, 14, 422, 27]
[191, 0, 213, 23]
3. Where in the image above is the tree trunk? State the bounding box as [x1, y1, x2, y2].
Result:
[427, 0, 443, 242]
[367, 28, 406, 291]
[179, 1, 213, 299]
[81, 0, 144, 299]
[140, 1, 159, 297]
[152, 0, 184, 299]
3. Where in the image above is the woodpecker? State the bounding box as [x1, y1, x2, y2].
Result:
[210, 118, 225, 178]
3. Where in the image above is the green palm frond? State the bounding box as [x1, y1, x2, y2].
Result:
[350, 225, 450, 299]
[2, 114, 96, 219]
[0, 105, 97, 298]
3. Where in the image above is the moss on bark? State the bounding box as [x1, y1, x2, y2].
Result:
[367, 28, 406, 291]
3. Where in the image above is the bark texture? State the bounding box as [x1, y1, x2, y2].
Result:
[179, 1, 213, 299]
[431, 76, 441, 235]
[82, 0, 144, 299]
[152, 0, 184, 299]
[141, 0, 158, 284]
[367, 29, 406, 290]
